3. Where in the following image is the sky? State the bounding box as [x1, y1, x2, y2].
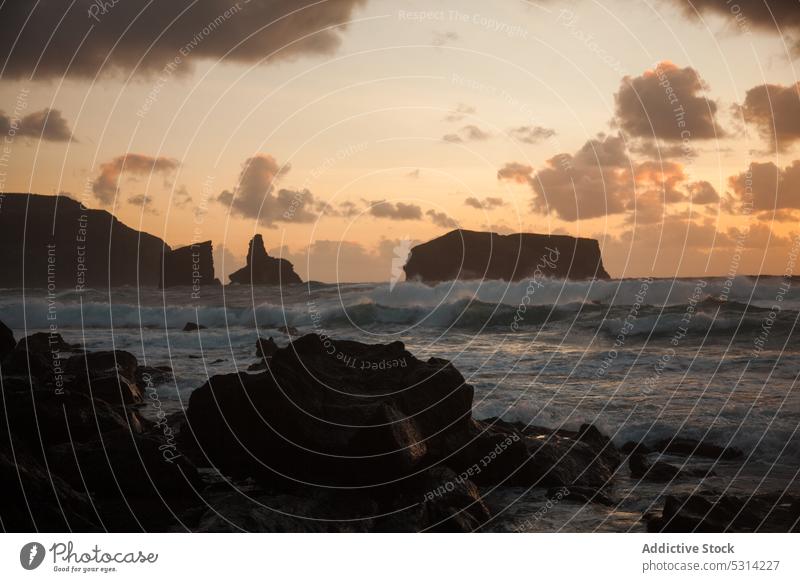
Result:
[1, 0, 800, 282]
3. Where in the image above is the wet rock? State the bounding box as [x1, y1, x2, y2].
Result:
[648, 492, 800, 532]
[651, 437, 742, 460]
[0, 320, 15, 358]
[183, 322, 208, 332]
[65, 350, 142, 404]
[16, 331, 78, 355]
[548, 485, 616, 507]
[186, 334, 473, 488]
[137, 365, 173, 387]
[0, 437, 99, 532]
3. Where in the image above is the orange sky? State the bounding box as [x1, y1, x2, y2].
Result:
[1, 0, 799, 281]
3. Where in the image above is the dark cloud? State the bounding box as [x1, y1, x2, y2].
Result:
[0, 108, 75, 142]
[92, 153, 179, 204]
[464, 196, 505, 209]
[729, 160, 800, 211]
[669, 0, 800, 53]
[217, 155, 318, 226]
[615, 61, 724, 141]
[740, 83, 800, 152]
[508, 125, 556, 144]
[0, 0, 366, 80]
[496, 162, 534, 184]
[368, 200, 423, 220]
[426, 209, 458, 228]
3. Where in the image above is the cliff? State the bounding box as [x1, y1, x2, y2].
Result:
[159, 241, 220, 289]
[403, 229, 610, 283]
[228, 235, 302, 285]
[0, 193, 222, 289]
[0, 193, 167, 288]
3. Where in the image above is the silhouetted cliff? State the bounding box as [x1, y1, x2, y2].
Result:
[403, 229, 610, 283]
[0, 193, 223, 289]
[0, 193, 167, 288]
[229, 235, 302, 285]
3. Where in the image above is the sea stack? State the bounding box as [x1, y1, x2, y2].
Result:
[403, 229, 610, 283]
[159, 241, 220, 289]
[228, 234, 302, 285]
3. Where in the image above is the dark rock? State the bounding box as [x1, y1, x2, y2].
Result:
[47, 431, 203, 500]
[186, 334, 472, 488]
[255, 336, 278, 359]
[14, 331, 78, 356]
[137, 365, 173, 387]
[160, 240, 220, 289]
[403, 229, 610, 283]
[547, 485, 616, 507]
[0, 320, 15, 358]
[415, 466, 491, 532]
[182, 322, 207, 332]
[1, 389, 131, 448]
[65, 350, 142, 404]
[193, 488, 377, 533]
[0, 193, 167, 288]
[648, 492, 800, 532]
[629, 453, 682, 482]
[620, 441, 652, 455]
[1, 348, 53, 379]
[652, 437, 743, 460]
[0, 437, 99, 532]
[228, 235, 302, 285]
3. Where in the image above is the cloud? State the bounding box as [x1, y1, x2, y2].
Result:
[0, 108, 75, 142]
[464, 196, 505, 209]
[443, 103, 476, 122]
[729, 160, 800, 212]
[739, 83, 800, 152]
[217, 155, 323, 226]
[496, 162, 534, 184]
[406, 169, 420, 179]
[614, 61, 724, 141]
[92, 153, 179, 204]
[432, 31, 459, 47]
[443, 124, 491, 143]
[498, 133, 703, 222]
[499, 134, 634, 221]
[669, 0, 800, 53]
[687, 180, 719, 205]
[426, 209, 458, 228]
[368, 200, 423, 220]
[0, 0, 367, 80]
[127, 193, 158, 215]
[508, 125, 556, 144]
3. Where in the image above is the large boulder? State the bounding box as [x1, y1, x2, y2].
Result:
[228, 235, 302, 285]
[65, 350, 143, 404]
[186, 334, 473, 488]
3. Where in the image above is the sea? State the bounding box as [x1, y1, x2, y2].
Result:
[2, 275, 798, 532]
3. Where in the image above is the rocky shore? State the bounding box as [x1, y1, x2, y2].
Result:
[0, 320, 796, 532]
